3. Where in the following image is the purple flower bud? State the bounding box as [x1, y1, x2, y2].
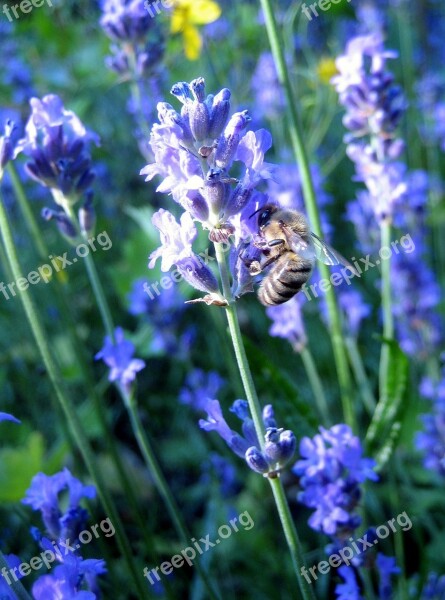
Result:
[176, 255, 219, 294]
[209, 88, 231, 139]
[264, 428, 296, 465]
[188, 79, 210, 142]
[215, 111, 251, 169]
[170, 81, 194, 104]
[245, 446, 270, 474]
[42, 208, 77, 239]
[202, 171, 230, 217]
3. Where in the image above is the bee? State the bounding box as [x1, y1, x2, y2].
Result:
[248, 204, 359, 306]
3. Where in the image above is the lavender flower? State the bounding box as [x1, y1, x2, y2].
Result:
[22, 468, 96, 541]
[127, 277, 191, 355]
[95, 327, 145, 391]
[0, 412, 20, 424]
[199, 400, 296, 477]
[335, 565, 363, 600]
[179, 369, 225, 411]
[338, 290, 371, 338]
[415, 370, 445, 477]
[294, 424, 377, 537]
[251, 52, 285, 122]
[142, 77, 274, 231]
[0, 554, 22, 599]
[16, 95, 99, 237]
[100, 0, 164, 86]
[332, 33, 407, 224]
[376, 553, 400, 599]
[391, 235, 442, 358]
[149, 208, 219, 297]
[32, 553, 106, 600]
[420, 572, 445, 599]
[266, 294, 307, 352]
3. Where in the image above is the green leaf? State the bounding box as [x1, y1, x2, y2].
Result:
[365, 340, 409, 454]
[0, 433, 45, 502]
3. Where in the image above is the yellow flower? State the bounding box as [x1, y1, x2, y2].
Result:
[170, 0, 221, 60]
[317, 57, 338, 85]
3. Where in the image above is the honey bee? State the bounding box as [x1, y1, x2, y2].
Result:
[248, 204, 359, 306]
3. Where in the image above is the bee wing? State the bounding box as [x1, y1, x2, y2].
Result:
[310, 233, 360, 276]
[281, 226, 316, 261]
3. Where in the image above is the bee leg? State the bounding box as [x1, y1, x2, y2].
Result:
[268, 239, 285, 248]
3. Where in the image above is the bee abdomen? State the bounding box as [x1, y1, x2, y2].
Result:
[258, 258, 312, 306]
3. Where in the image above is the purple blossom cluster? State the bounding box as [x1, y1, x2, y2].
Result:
[142, 77, 275, 300]
[294, 424, 377, 536]
[12, 95, 99, 240]
[179, 368, 225, 411]
[21, 468, 106, 598]
[415, 370, 445, 477]
[294, 425, 400, 597]
[100, 0, 163, 77]
[199, 400, 296, 477]
[332, 33, 407, 226]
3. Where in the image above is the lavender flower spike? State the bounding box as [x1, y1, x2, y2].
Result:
[17, 95, 99, 211]
[200, 399, 296, 477]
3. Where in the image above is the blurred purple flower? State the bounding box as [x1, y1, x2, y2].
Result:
[416, 368, 445, 477]
[338, 289, 371, 337]
[251, 52, 285, 121]
[294, 424, 377, 536]
[266, 294, 307, 351]
[391, 235, 442, 358]
[179, 369, 225, 411]
[420, 572, 445, 599]
[22, 468, 96, 541]
[0, 412, 20, 424]
[335, 566, 363, 600]
[32, 553, 106, 600]
[95, 327, 145, 390]
[376, 553, 400, 599]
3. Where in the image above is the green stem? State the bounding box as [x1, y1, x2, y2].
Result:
[124, 390, 221, 600]
[64, 206, 219, 598]
[0, 550, 32, 600]
[6, 171, 155, 560]
[7, 164, 47, 259]
[258, 0, 354, 429]
[269, 478, 315, 600]
[214, 242, 315, 600]
[299, 346, 330, 425]
[0, 190, 148, 600]
[214, 242, 265, 446]
[379, 220, 394, 393]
